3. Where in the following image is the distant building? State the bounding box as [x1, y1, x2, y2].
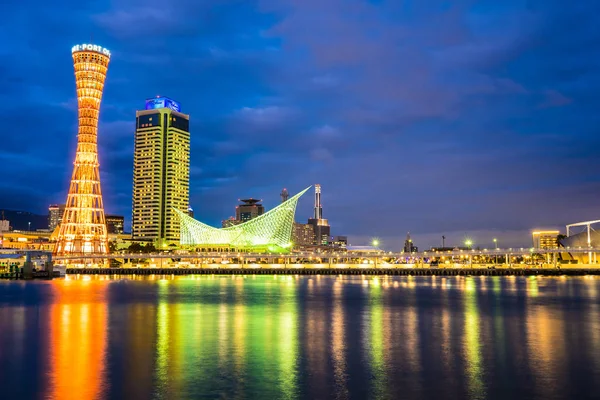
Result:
[0, 219, 7, 247]
[307, 184, 330, 245]
[430, 247, 469, 252]
[187, 207, 194, 219]
[106, 215, 125, 234]
[532, 230, 559, 249]
[346, 245, 383, 254]
[403, 232, 418, 253]
[221, 217, 240, 228]
[293, 223, 315, 246]
[332, 236, 348, 248]
[221, 197, 264, 228]
[308, 218, 330, 245]
[0, 219, 9, 233]
[48, 204, 65, 231]
[132, 97, 190, 245]
[236, 199, 264, 222]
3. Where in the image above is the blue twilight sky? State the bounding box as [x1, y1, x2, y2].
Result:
[1, 0, 599, 249]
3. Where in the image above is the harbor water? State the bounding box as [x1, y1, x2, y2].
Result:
[0, 275, 598, 399]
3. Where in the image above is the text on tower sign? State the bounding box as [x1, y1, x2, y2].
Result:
[71, 44, 111, 57]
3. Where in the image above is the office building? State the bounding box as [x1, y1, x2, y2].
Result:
[106, 215, 125, 234]
[293, 223, 315, 246]
[55, 43, 111, 257]
[132, 97, 190, 246]
[48, 204, 65, 231]
[307, 184, 330, 245]
[332, 235, 348, 248]
[532, 230, 559, 249]
[236, 198, 264, 222]
[221, 198, 265, 227]
[403, 232, 418, 252]
[308, 218, 330, 245]
[222, 217, 240, 228]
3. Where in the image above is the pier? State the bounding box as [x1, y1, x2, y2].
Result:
[64, 267, 600, 277]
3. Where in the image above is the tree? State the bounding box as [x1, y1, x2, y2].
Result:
[144, 243, 157, 253]
[127, 242, 144, 253]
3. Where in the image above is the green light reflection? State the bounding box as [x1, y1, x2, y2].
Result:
[364, 279, 387, 399]
[278, 278, 299, 399]
[464, 277, 486, 399]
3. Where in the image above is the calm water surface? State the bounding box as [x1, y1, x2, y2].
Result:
[0, 275, 599, 399]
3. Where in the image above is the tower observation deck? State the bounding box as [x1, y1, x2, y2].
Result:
[54, 44, 111, 257]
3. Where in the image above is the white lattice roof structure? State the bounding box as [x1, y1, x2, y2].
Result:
[176, 187, 310, 251]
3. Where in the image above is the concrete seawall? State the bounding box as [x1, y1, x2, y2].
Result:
[65, 267, 600, 276]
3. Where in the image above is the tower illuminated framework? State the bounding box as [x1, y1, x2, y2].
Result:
[54, 44, 111, 257]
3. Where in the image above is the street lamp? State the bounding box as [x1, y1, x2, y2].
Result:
[493, 238, 498, 264]
[372, 239, 380, 248]
[464, 239, 473, 250]
[28, 221, 31, 231]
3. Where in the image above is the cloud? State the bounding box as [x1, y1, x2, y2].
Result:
[538, 89, 573, 108]
[309, 148, 333, 162]
[236, 106, 294, 126]
[311, 124, 340, 139]
[94, 8, 177, 38]
[2, 0, 600, 245]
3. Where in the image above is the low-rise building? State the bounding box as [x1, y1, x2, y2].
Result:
[106, 215, 125, 234]
[222, 217, 241, 228]
[403, 232, 418, 253]
[332, 236, 348, 248]
[532, 230, 559, 249]
[293, 223, 315, 247]
[0, 231, 53, 250]
[48, 204, 65, 231]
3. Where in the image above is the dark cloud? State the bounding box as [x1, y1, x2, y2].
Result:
[2, 0, 600, 249]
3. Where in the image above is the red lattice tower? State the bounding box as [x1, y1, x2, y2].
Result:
[54, 44, 111, 257]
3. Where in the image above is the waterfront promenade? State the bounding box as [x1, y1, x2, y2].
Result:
[4, 248, 600, 278]
[65, 265, 600, 277]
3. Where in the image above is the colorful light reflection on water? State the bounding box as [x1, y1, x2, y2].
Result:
[0, 275, 599, 399]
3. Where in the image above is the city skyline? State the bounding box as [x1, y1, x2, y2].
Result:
[2, 1, 600, 249]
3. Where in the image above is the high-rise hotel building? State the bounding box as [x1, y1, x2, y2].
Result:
[48, 204, 65, 231]
[132, 97, 190, 246]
